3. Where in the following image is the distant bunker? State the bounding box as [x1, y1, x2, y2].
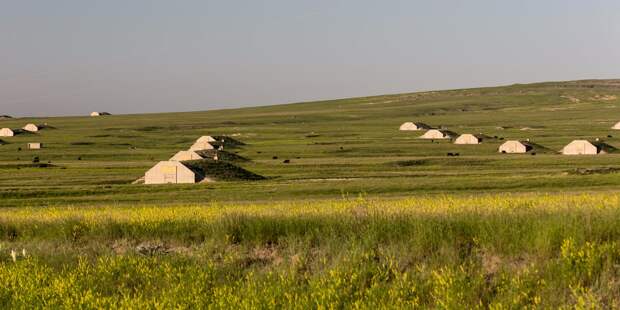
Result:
[399, 122, 431, 131]
[27, 142, 42, 150]
[0, 128, 14, 137]
[454, 134, 486, 145]
[498, 140, 533, 154]
[420, 129, 456, 139]
[170, 150, 204, 161]
[196, 135, 217, 143]
[562, 140, 615, 155]
[189, 135, 244, 151]
[196, 149, 249, 162]
[144, 159, 263, 185]
[145, 161, 197, 184]
[23, 124, 40, 132]
[189, 141, 216, 151]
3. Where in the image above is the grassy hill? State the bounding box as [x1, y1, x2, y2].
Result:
[3, 80, 620, 307]
[1, 79, 620, 207]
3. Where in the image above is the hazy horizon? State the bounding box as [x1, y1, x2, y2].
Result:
[2, 1, 619, 117]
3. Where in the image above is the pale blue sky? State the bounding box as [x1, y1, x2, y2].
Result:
[1, 0, 619, 116]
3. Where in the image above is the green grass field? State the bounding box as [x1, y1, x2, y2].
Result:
[2, 80, 620, 307]
[2, 80, 620, 207]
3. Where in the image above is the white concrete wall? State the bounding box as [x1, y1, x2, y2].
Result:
[399, 122, 417, 130]
[0, 128, 14, 137]
[499, 141, 526, 153]
[170, 151, 204, 161]
[27, 143, 41, 149]
[145, 161, 196, 184]
[189, 141, 215, 151]
[420, 129, 447, 139]
[562, 140, 597, 155]
[454, 134, 480, 144]
[23, 124, 39, 132]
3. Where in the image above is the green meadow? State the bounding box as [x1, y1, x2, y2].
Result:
[2, 80, 620, 207]
[2, 80, 620, 307]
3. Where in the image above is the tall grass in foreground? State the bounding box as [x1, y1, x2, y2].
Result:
[1, 194, 620, 308]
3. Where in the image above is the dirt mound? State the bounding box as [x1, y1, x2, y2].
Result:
[183, 159, 264, 181]
[136, 242, 169, 256]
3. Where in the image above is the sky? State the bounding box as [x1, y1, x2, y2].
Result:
[1, 0, 619, 117]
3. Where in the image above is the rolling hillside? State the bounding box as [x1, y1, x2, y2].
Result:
[1, 79, 620, 207]
[3, 80, 620, 308]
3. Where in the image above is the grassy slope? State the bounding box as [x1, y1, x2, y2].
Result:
[2, 80, 620, 307]
[1, 80, 620, 206]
